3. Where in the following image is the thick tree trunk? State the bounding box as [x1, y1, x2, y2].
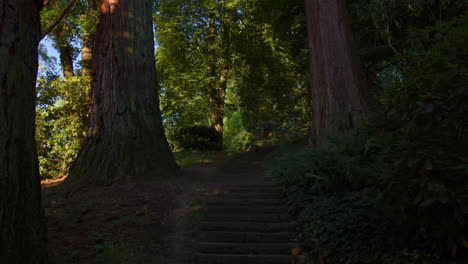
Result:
[68, 0, 178, 185]
[304, 0, 368, 145]
[0, 0, 48, 263]
[81, 0, 97, 77]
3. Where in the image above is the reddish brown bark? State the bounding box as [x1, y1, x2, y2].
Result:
[304, 0, 368, 145]
[0, 0, 49, 262]
[68, 0, 178, 185]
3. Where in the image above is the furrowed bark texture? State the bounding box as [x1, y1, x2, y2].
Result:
[68, 0, 178, 185]
[0, 0, 48, 263]
[81, 0, 97, 77]
[305, 0, 368, 145]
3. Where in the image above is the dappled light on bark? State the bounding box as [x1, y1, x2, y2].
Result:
[68, 0, 177, 185]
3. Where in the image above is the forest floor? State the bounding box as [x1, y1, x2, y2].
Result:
[42, 147, 276, 264]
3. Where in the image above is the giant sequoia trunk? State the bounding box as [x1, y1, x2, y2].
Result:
[304, 0, 368, 145]
[68, 0, 178, 185]
[81, 0, 97, 77]
[0, 0, 48, 262]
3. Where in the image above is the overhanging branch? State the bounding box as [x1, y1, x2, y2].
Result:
[39, 0, 78, 42]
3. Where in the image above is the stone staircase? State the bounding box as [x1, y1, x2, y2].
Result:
[196, 184, 303, 264]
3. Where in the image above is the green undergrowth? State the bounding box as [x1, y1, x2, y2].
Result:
[92, 233, 144, 264]
[173, 150, 241, 168]
[264, 133, 467, 264]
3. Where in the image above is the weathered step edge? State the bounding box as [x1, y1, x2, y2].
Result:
[199, 231, 297, 243]
[197, 242, 302, 255]
[197, 253, 306, 264]
[207, 198, 283, 206]
[205, 205, 288, 214]
[201, 221, 296, 232]
[204, 213, 290, 223]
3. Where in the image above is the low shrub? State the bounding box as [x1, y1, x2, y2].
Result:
[298, 192, 399, 264]
[265, 132, 385, 201]
[168, 125, 220, 150]
[264, 130, 467, 263]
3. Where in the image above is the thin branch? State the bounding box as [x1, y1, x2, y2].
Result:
[386, 26, 401, 56]
[43, 0, 51, 7]
[39, 0, 78, 42]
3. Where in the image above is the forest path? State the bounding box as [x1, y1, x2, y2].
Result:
[164, 147, 303, 264]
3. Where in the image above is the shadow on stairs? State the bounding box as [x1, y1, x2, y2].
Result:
[195, 184, 305, 264]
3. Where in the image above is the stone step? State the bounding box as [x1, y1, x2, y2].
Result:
[199, 231, 296, 243]
[206, 206, 287, 214]
[204, 213, 290, 223]
[226, 187, 283, 193]
[207, 198, 283, 206]
[223, 184, 280, 188]
[220, 193, 282, 199]
[201, 221, 295, 232]
[197, 242, 302, 255]
[197, 253, 304, 264]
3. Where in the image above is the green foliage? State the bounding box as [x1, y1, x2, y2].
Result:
[231, 1, 309, 134]
[265, 132, 384, 200]
[265, 112, 467, 262]
[36, 76, 90, 179]
[168, 125, 220, 150]
[154, 0, 219, 139]
[155, 0, 309, 151]
[264, 13, 468, 261]
[77, 0, 98, 38]
[173, 150, 238, 168]
[92, 232, 143, 264]
[299, 193, 399, 264]
[223, 111, 254, 151]
[369, 15, 468, 256]
[264, 139, 398, 263]
[348, 0, 466, 84]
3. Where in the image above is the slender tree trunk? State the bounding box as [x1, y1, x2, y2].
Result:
[0, 0, 48, 263]
[207, 4, 231, 150]
[68, 0, 178, 185]
[304, 0, 368, 145]
[54, 22, 74, 77]
[215, 7, 231, 149]
[81, 0, 97, 77]
[81, 36, 93, 76]
[207, 12, 223, 149]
